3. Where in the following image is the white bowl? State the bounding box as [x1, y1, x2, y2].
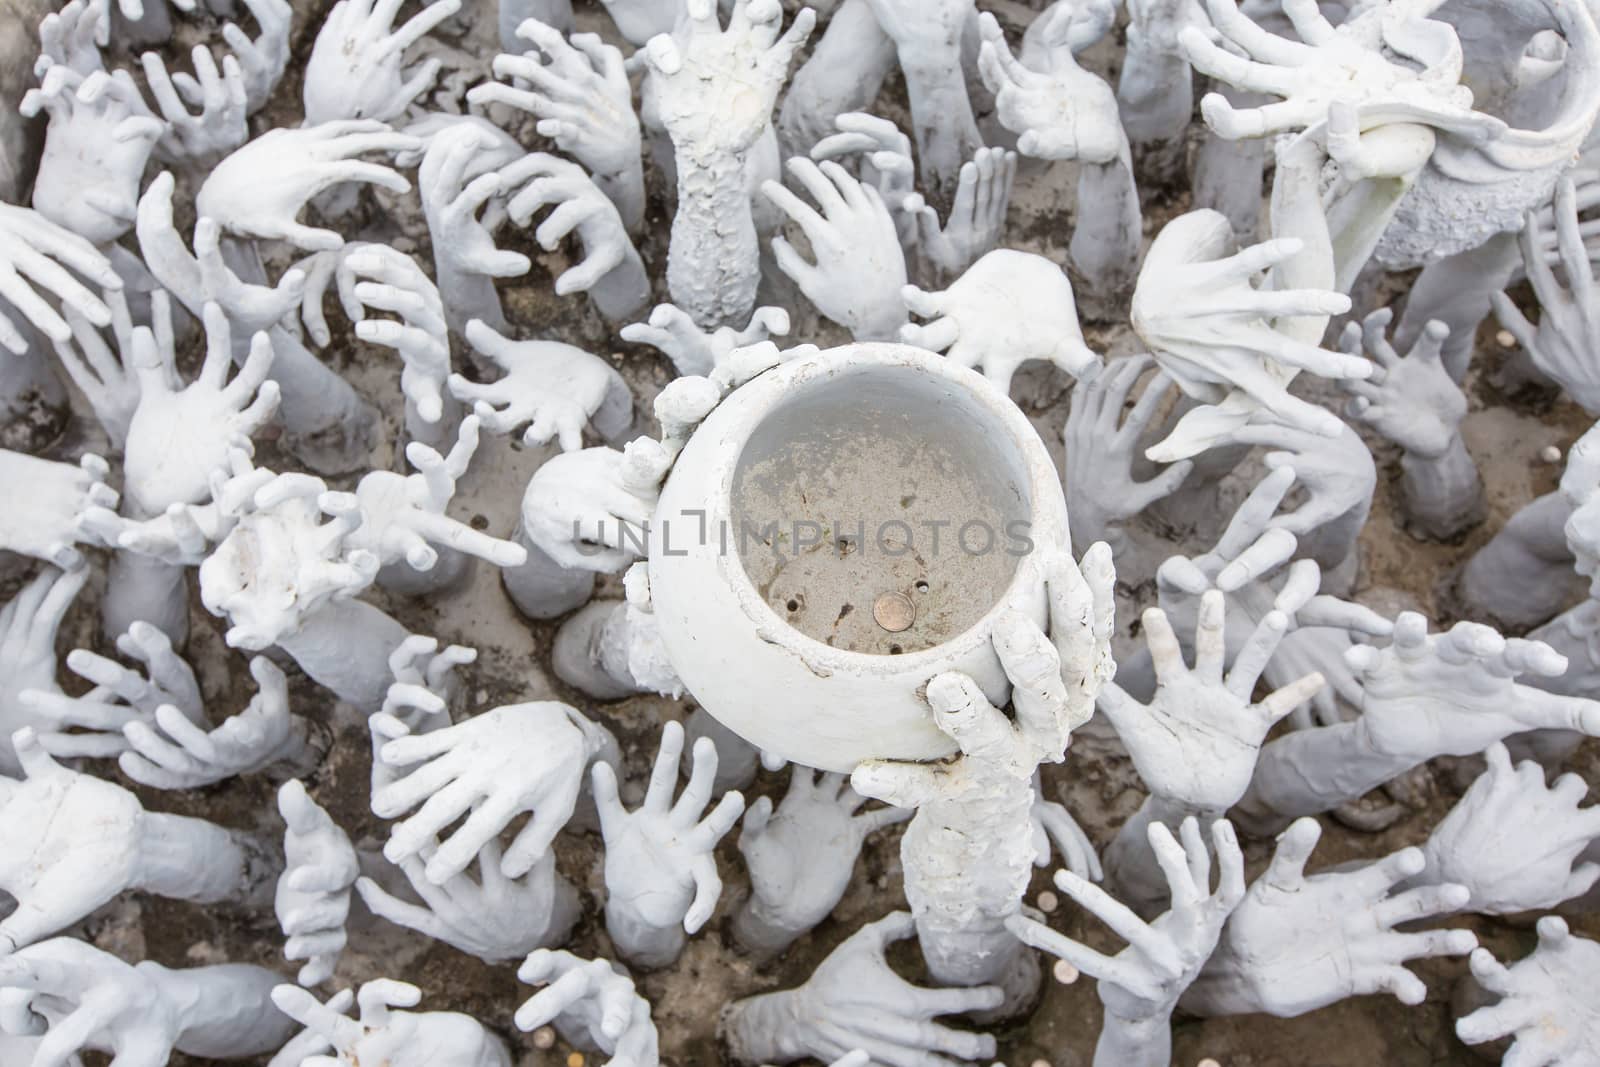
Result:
[648, 343, 1070, 772]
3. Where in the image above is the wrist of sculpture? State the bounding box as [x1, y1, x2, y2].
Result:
[718, 989, 806, 1064]
[604, 897, 688, 971]
[851, 301, 910, 343]
[1095, 1007, 1173, 1067]
[1178, 969, 1262, 1018]
[1234, 722, 1417, 833]
[274, 599, 410, 710]
[136, 812, 277, 907]
[732, 890, 804, 958]
[1400, 437, 1484, 541]
[595, 161, 646, 236]
[584, 243, 652, 324]
[437, 264, 507, 338]
[138, 961, 298, 1058]
[669, 146, 760, 327]
[275, 714, 333, 779]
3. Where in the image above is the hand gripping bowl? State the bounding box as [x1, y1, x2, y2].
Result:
[648, 342, 1070, 772]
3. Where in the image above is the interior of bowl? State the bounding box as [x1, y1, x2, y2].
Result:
[728, 364, 1034, 657]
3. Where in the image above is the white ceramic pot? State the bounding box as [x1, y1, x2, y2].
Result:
[648, 343, 1070, 772]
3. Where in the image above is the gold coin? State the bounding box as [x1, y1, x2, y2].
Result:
[873, 591, 916, 632]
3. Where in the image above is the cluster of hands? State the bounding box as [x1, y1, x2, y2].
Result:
[0, 0, 1598, 1065]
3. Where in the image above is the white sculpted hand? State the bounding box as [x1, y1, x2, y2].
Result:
[1457, 917, 1600, 1065]
[1099, 592, 1321, 813]
[900, 249, 1101, 394]
[1186, 817, 1477, 1017]
[593, 721, 745, 967]
[451, 320, 630, 452]
[762, 158, 908, 341]
[303, 0, 461, 125]
[122, 298, 279, 515]
[469, 20, 644, 233]
[323, 415, 525, 572]
[276, 780, 359, 987]
[374, 701, 613, 883]
[0, 204, 122, 354]
[1338, 308, 1466, 458]
[1131, 210, 1361, 458]
[513, 949, 658, 1065]
[197, 122, 419, 251]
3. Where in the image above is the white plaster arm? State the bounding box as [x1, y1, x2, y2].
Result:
[0, 938, 295, 1063]
[593, 720, 745, 969]
[325, 415, 525, 573]
[977, 9, 1137, 300]
[1009, 818, 1245, 1067]
[595, 0, 678, 45]
[1130, 210, 1360, 461]
[1116, 0, 1205, 149]
[357, 844, 577, 964]
[719, 912, 1000, 1066]
[861, 0, 979, 202]
[276, 780, 359, 987]
[900, 249, 1101, 395]
[140, 45, 248, 170]
[1099, 594, 1319, 912]
[1183, 817, 1477, 1017]
[468, 20, 645, 235]
[1415, 742, 1600, 914]
[1456, 917, 1600, 1063]
[1494, 178, 1600, 415]
[734, 766, 910, 957]
[373, 701, 615, 883]
[1063, 357, 1194, 556]
[199, 476, 398, 705]
[135, 180, 375, 477]
[0, 452, 115, 569]
[23, 618, 204, 761]
[303, 0, 461, 125]
[0, 203, 122, 355]
[620, 303, 789, 378]
[498, 153, 650, 322]
[224, 0, 293, 114]
[643, 0, 816, 327]
[451, 321, 631, 452]
[1240, 615, 1600, 826]
[761, 157, 908, 341]
[778, 0, 896, 161]
[272, 980, 510, 1067]
[1337, 308, 1478, 540]
[0, 727, 272, 952]
[513, 950, 657, 1064]
[197, 122, 420, 251]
